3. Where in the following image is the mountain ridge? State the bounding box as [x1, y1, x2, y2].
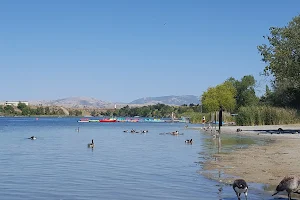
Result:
[29, 95, 200, 108]
[129, 95, 200, 105]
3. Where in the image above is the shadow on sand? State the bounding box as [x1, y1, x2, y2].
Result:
[243, 128, 300, 135]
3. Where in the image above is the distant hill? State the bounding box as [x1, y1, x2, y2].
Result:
[31, 97, 114, 108]
[129, 95, 200, 106]
[28, 95, 200, 109]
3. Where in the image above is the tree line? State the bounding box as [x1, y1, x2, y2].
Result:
[92, 103, 201, 118]
[0, 103, 82, 116]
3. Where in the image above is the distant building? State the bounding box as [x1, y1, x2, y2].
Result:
[5, 101, 29, 106]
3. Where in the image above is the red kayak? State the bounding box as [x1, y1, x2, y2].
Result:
[99, 119, 117, 122]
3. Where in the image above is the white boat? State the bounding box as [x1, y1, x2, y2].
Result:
[78, 118, 90, 123]
[78, 120, 89, 123]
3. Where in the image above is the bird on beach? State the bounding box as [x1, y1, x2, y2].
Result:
[232, 179, 248, 200]
[28, 136, 37, 140]
[87, 139, 94, 148]
[272, 175, 300, 200]
[278, 127, 284, 134]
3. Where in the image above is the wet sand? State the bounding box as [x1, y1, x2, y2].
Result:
[196, 124, 300, 188]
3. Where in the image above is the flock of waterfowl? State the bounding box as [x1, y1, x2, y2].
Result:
[123, 129, 193, 144]
[233, 176, 300, 200]
[28, 127, 95, 149]
[29, 135, 95, 149]
[28, 126, 298, 199]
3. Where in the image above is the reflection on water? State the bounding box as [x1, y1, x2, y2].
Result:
[204, 132, 272, 156]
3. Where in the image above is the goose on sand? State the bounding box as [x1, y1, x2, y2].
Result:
[272, 175, 300, 200]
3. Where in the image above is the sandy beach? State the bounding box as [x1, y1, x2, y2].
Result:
[196, 124, 300, 190]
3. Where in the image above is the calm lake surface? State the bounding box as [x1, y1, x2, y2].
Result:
[0, 117, 273, 200]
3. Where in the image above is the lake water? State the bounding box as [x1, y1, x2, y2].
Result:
[0, 117, 274, 200]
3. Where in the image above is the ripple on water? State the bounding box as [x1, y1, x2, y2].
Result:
[0, 118, 272, 199]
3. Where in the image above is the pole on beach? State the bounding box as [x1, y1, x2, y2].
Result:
[217, 106, 223, 154]
[218, 106, 223, 134]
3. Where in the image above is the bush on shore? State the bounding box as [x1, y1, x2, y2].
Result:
[236, 106, 300, 126]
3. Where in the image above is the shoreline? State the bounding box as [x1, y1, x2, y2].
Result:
[196, 124, 300, 192]
[189, 124, 300, 138]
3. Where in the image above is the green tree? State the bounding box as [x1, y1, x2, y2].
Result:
[263, 82, 300, 108]
[258, 15, 300, 108]
[17, 102, 27, 110]
[21, 107, 31, 115]
[45, 107, 51, 115]
[36, 107, 45, 115]
[17, 103, 32, 115]
[228, 75, 259, 109]
[201, 81, 236, 112]
[4, 105, 15, 114]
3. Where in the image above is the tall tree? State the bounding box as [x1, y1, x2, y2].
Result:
[228, 75, 259, 109]
[258, 15, 300, 108]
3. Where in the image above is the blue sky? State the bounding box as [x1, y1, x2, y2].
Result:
[0, 0, 299, 103]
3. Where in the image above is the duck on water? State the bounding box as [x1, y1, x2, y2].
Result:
[28, 136, 37, 140]
[88, 139, 94, 148]
[185, 139, 192, 144]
